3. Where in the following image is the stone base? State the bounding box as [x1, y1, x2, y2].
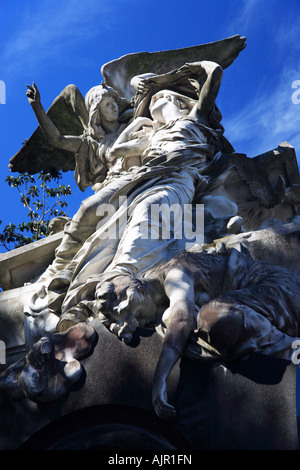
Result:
[0, 284, 35, 367]
[0, 321, 297, 450]
[176, 355, 298, 450]
[0, 231, 63, 290]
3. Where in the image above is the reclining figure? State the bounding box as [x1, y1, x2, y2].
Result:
[95, 247, 300, 417]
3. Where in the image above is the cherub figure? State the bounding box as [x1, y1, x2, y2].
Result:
[95, 248, 300, 417]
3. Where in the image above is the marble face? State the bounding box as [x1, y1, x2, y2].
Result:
[98, 94, 119, 122]
[149, 90, 194, 123]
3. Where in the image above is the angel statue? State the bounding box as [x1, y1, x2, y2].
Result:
[24, 50, 236, 289]
[21, 39, 281, 332]
[23, 57, 229, 338]
[9, 36, 248, 286]
[16, 37, 298, 338]
[47, 59, 229, 332]
[26, 59, 287, 335]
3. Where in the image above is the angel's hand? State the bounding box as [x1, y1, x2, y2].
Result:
[133, 77, 152, 96]
[178, 62, 208, 86]
[26, 82, 41, 106]
[178, 63, 194, 76]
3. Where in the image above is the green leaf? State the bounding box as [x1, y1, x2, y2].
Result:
[0, 170, 72, 251]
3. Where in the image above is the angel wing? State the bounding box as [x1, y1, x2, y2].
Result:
[231, 152, 299, 210]
[101, 35, 246, 101]
[232, 153, 281, 208]
[9, 85, 89, 175]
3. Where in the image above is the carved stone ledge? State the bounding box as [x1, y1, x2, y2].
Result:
[0, 231, 63, 291]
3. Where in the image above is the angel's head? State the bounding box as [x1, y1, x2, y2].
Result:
[85, 84, 130, 137]
[95, 276, 157, 344]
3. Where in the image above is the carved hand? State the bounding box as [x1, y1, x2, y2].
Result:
[26, 82, 41, 107]
[152, 375, 176, 417]
[108, 116, 152, 161]
[131, 76, 153, 96]
[129, 116, 153, 132]
[179, 62, 206, 80]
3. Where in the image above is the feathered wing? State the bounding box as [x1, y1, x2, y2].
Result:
[101, 35, 247, 101]
[9, 85, 89, 176]
[232, 153, 279, 208]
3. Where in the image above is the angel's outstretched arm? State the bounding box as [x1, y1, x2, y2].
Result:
[27, 83, 82, 153]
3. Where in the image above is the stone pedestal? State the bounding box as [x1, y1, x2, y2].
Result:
[0, 285, 34, 366]
[0, 231, 63, 290]
[176, 355, 298, 450]
[0, 322, 297, 450]
[0, 209, 299, 450]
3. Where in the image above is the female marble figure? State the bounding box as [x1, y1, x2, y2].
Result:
[95, 248, 300, 417]
[51, 61, 226, 330]
[26, 82, 136, 279]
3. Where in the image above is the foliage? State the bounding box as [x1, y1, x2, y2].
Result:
[0, 171, 72, 251]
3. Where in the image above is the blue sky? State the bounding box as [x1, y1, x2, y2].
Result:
[1, 0, 300, 252]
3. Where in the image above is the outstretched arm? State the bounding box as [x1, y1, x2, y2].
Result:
[181, 61, 223, 123]
[152, 268, 195, 417]
[27, 83, 82, 153]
